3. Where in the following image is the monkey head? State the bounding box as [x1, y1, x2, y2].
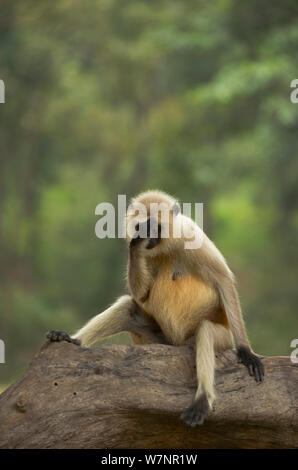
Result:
[125, 190, 181, 254]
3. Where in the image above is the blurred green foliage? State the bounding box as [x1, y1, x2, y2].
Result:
[1, 0, 298, 387]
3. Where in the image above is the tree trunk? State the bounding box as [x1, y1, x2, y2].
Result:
[0, 342, 297, 449]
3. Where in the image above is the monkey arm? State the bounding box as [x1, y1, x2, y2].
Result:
[47, 295, 168, 347]
[216, 274, 250, 348]
[173, 236, 264, 383]
[207, 264, 264, 382]
[128, 245, 153, 302]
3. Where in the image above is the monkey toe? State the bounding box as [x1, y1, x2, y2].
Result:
[46, 330, 81, 346]
[180, 394, 210, 427]
[237, 346, 264, 382]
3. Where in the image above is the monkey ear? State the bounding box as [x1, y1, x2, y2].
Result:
[171, 202, 180, 216]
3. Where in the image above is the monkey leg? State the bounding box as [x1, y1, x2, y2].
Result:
[181, 320, 232, 427]
[47, 295, 168, 347]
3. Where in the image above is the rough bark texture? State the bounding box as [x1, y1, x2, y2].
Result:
[0, 341, 297, 449]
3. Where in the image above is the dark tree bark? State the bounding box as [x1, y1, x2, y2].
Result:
[0, 342, 297, 449]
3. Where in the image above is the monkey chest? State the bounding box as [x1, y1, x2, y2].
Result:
[142, 265, 218, 345]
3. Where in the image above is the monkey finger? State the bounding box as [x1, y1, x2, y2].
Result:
[254, 360, 265, 382]
[254, 366, 261, 382]
[260, 362, 265, 381]
[46, 330, 58, 341]
[129, 235, 141, 247]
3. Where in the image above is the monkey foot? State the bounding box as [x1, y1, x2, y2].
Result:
[180, 394, 211, 427]
[237, 346, 265, 382]
[46, 330, 81, 346]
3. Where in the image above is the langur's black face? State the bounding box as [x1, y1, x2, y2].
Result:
[130, 217, 162, 250]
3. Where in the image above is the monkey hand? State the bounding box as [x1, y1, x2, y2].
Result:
[129, 234, 148, 248]
[46, 330, 81, 346]
[180, 394, 211, 427]
[237, 346, 265, 382]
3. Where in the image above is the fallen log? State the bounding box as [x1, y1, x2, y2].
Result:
[0, 341, 297, 449]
